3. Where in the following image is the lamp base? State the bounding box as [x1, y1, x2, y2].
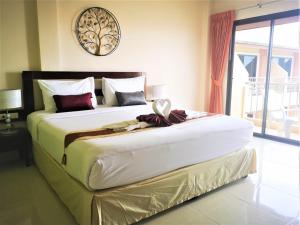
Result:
[4, 111, 12, 128]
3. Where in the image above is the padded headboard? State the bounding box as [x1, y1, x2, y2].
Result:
[21, 71, 145, 119]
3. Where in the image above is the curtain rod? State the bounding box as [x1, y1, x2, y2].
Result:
[236, 0, 284, 12]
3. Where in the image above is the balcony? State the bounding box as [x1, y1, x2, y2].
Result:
[231, 76, 300, 140]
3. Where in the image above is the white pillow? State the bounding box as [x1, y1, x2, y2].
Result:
[102, 76, 145, 106]
[38, 77, 97, 112]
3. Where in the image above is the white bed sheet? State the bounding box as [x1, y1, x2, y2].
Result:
[28, 105, 253, 190]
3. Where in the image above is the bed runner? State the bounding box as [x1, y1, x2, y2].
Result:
[62, 112, 216, 165]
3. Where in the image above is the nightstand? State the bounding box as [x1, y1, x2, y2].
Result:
[0, 121, 32, 166]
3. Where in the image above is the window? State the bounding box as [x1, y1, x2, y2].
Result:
[238, 54, 258, 77]
[272, 57, 292, 77]
[227, 9, 300, 145]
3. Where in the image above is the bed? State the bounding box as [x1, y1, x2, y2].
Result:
[22, 71, 256, 225]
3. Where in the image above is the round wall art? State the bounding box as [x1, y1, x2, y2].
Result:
[75, 7, 121, 56]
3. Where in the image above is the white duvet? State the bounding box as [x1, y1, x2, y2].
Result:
[28, 104, 253, 190]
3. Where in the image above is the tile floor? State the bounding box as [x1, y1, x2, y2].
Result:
[0, 137, 299, 225]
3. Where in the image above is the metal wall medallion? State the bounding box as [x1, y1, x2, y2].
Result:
[75, 7, 121, 56]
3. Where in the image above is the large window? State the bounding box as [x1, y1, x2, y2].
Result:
[238, 54, 258, 77]
[227, 9, 300, 145]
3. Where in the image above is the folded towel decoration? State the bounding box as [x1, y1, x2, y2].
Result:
[152, 99, 172, 118]
[136, 114, 172, 127]
[137, 110, 187, 127]
[168, 110, 187, 123]
[137, 99, 188, 126]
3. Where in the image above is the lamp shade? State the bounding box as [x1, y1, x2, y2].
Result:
[0, 89, 22, 110]
[147, 84, 166, 100]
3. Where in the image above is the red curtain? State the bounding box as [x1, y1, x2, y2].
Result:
[209, 10, 235, 114]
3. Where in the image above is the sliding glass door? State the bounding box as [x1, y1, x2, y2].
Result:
[265, 16, 300, 141]
[229, 20, 271, 134]
[226, 10, 300, 145]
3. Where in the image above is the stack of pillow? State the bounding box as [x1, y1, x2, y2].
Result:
[102, 76, 146, 107]
[38, 76, 146, 113]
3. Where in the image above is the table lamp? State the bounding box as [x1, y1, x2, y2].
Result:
[147, 84, 166, 101]
[0, 89, 22, 128]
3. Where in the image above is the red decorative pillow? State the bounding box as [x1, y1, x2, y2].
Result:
[53, 92, 94, 113]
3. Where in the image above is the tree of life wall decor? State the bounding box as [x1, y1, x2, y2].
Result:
[75, 7, 121, 56]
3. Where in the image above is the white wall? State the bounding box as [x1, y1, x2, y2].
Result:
[0, 0, 211, 110]
[0, 0, 40, 89]
[36, 0, 211, 110]
[37, 0, 61, 70]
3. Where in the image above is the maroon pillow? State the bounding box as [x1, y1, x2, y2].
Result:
[53, 92, 94, 113]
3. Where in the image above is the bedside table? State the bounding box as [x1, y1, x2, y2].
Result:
[0, 121, 32, 166]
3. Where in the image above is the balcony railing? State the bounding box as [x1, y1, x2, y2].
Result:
[246, 77, 300, 112]
[241, 76, 300, 139]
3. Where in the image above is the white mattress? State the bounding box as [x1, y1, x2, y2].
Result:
[28, 104, 253, 190]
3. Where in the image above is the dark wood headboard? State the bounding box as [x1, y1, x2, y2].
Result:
[21, 71, 145, 119]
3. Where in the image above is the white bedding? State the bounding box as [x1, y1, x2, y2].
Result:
[28, 104, 253, 190]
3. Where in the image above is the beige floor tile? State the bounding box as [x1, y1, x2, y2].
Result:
[246, 138, 300, 197]
[247, 138, 300, 169]
[136, 204, 218, 225]
[188, 191, 289, 225]
[224, 180, 299, 218]
[257, 162, 299, 197]
[0, 161, 76, 225]
[223, 174, 299, 209]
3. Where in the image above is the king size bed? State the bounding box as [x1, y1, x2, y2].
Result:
[22, 71, 256, 225]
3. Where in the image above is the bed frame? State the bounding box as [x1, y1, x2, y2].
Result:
[22, 70, 256, 225]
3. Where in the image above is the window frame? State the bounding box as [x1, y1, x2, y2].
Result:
[225, 8, 300, 146]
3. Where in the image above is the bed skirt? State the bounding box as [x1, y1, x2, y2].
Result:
[33, 141, 256, 225]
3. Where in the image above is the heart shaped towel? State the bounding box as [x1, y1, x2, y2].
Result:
[152, 99, 171, 118]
